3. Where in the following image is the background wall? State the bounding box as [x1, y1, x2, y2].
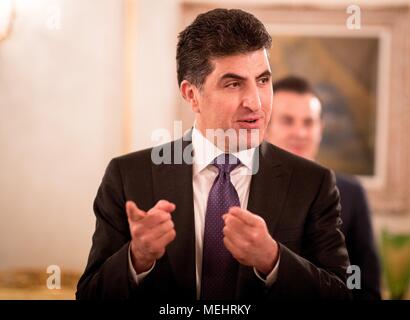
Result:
[0, 0, 183, 274]
[0, 0, 124, 272]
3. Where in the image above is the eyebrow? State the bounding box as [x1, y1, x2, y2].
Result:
[219, 69, 272, 82]
[256, 70, 272, 79]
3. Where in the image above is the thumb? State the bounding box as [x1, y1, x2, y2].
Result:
[126, 201, 146, 221]
[154, 200, 176, 213]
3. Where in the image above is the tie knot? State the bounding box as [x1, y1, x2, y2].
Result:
[212, 154, 240, 174]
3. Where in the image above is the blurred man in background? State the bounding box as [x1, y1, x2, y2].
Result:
[266, 76, 381, 300]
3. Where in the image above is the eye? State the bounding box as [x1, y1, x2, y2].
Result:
[280, 116, 293, 126]
[226, 81, 240, 88]
[258, 77, 270, 85]
[304, 119, 314, 127]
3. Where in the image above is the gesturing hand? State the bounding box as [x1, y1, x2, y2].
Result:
[126, 200, 176, 273]
[223, 207, 279, 276]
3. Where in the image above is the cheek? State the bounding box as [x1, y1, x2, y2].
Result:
[312, 128, 322, 141]
[209, 97, 236, 120]
[276, 124, 292, 136]
[205, 105, 234, 128]
[271, 125, 288, 141]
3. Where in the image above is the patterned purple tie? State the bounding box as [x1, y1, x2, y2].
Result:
[200, 153, 241, 300]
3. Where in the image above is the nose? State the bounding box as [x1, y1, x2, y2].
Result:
[293, 124, 308, 139]
[242, 83, 262, 112]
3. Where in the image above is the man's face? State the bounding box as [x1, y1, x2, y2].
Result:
[184, 49, 273, 151]
[266, 90, 323, 160]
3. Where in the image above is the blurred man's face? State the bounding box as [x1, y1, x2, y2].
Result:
[266, 90, 323, 160]
[181, 49, 273, 151]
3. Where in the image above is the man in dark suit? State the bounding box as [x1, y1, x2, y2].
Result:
[77, 9, 351, 300]
[266, 76, 381, 300]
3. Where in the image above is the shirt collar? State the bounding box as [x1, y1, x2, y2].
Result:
[192, 125, 256, 174]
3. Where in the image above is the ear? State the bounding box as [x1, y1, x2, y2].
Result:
[180, 80, 200, 113]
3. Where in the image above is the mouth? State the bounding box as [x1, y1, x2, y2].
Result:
[236, 117, 262, 129]
[288, 144, 308, 154]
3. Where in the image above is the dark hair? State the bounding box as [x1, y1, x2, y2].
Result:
[272, 76, 323, 117]
[272, 76, 316, 95]
[176, 8, 272, 88]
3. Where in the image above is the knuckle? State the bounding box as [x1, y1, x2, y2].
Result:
[150, 216, 161, 226]
[154, 213, 166, 225]
[250, 231, 258, 243]
[149, 243, 161, 254]
[154, 249, 165, 259]
[155, 212, 168, 223]
[256, 216, 265, 226]
[158, 220, 171, 233]
[149, 209, 160, 218]
[168, 220, 175, 229]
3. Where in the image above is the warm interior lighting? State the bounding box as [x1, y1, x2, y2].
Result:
[0, 0, 14, 42]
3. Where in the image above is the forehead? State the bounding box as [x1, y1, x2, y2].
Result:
[273, 91, 322, 118]
[209, 49, 271, 79]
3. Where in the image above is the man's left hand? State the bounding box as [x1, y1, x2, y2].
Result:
[223, 207, 279, 276]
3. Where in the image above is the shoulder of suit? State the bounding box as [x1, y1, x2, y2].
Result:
[114, 146, 155, 163]
[110, 138, 183, 166]
[110, 139, 334, 176]
[335, 173, 364, 191]
[263, 141, 330, 175]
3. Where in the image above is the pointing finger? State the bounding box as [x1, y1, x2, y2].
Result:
[126, 201, 146, 222]
[228, 207, 257, 226]
[153, 200, 176, 213]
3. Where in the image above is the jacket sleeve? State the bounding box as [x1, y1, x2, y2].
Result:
[346, 182, 381, 300]
[76, 159, 135, 300]
[265, 169, 353, 300]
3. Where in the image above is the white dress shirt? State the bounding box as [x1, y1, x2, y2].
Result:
[129, 127, 279, 299]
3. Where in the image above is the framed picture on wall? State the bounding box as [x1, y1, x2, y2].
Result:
[267, 24, 390, 187]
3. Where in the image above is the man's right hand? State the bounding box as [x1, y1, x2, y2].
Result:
[126, 200, 176, 274]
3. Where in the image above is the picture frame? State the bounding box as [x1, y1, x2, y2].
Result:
[266, 23, 391, 189]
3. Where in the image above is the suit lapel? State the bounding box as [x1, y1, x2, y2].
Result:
[151, 132, 197, 299]
[246, 141, 291, 234]
[236, 141, 292, 298]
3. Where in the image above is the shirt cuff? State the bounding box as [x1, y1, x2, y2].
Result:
[128, 244, 155, 284]
[253, 253, 280, 287]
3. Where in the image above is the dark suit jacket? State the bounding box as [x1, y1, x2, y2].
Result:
[76, 135, 352, 300]
[337, 174, 381, 300]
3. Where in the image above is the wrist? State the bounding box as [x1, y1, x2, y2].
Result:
[257, 239, 279, 275]
[130, 244, 155, 273]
